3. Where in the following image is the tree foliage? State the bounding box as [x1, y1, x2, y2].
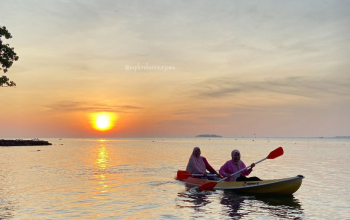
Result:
[0, 26, 19, 87]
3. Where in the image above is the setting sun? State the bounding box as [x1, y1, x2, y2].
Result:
[90, 112, 117, 131]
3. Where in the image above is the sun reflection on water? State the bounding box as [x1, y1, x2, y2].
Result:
[97, 145, 108, 170]
[95, 142, 111, 195]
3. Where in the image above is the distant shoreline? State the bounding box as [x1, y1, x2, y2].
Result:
[0, 139, 52, 146]
[196, 134, 222, 138]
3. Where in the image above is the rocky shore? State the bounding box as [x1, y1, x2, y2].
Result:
[0, 139, 52, 146]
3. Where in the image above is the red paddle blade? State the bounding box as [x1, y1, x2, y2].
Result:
[198, 182, 217, 192]
[177, 170, 192, 180]
[267, 147, 284, 159]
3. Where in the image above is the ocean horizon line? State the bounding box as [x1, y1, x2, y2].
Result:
[2, 136, 349, 139]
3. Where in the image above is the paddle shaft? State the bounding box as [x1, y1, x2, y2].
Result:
[191, 174, 219, 177]
[217, 157, 267, 183]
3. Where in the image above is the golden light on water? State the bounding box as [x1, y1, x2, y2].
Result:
[97, 146, 108, 169]
[95, 144, 110, 194]
[90, 112, 117, 131]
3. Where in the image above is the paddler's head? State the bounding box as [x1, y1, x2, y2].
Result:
[193, 147, 201, 157]
[231, 149, 241, 163]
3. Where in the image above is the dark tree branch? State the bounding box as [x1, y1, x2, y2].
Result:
[0, 26, 19, 87]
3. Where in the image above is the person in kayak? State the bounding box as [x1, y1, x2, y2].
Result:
[186, 147, 222, 179]
[219, 149, 261, 181]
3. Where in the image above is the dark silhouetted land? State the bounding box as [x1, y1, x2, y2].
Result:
[196, 134, 222, 137]
[0, 139, 52, 146]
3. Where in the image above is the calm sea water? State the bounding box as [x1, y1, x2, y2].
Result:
[1, 137, 349, 219]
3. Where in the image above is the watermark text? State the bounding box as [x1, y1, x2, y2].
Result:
[125, 63, 175, 72]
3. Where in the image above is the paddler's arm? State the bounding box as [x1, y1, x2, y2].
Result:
[219, 161, 229, 179]
[242, 162, 255, 176]
[203, 157, 223, 178]
[202, 157, 218, 175]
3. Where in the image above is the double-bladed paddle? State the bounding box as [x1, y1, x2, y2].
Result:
[177, 170, 219, 180]
[198, 147, 284, 192]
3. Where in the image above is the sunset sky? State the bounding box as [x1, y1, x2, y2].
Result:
[0, 0, 349, 138]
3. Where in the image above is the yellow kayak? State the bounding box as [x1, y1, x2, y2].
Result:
[178, 175, 304, 195]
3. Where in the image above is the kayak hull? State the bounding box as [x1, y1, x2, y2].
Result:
[178, 175, 304, 195]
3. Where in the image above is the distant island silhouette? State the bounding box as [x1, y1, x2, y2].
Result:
[0, 139, 52, 146]
[196, 134, 222, 137]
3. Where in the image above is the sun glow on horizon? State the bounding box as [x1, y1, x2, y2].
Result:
[90, 112, 117, 131]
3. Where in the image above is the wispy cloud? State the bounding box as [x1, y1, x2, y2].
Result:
[194, 75, 350, 101]
[154, 120, 200, 126]
[44, 101, 142, 113]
